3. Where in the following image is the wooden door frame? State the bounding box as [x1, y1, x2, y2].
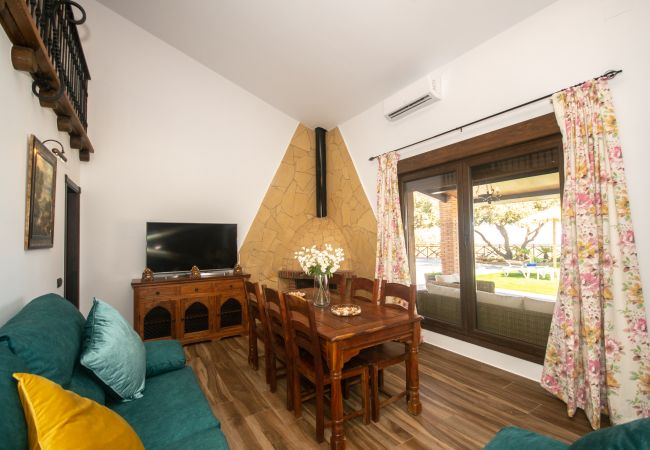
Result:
[400, 160, 464, 327]
[64, 175, 81, 309]
[397, 113, 560, 175]
[398, 114, 563, 364]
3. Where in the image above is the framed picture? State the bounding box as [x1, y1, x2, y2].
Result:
[25, 135, 57, 249]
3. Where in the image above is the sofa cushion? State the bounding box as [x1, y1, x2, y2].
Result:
[436, 273, 460, 284]
[157, 427, 229, 450]
[476, 291, 524, 310]
[425, 282, 461, 299]
[0, 341, 28, 450]
[483, 426, 567, 450]
[14, 372, 144, 450]
[522, 297, 556, 314]
[0, 293, 85, 386]
[81, 298, 146, 401]
[66, 363, 106, 405]
[145, 340, 186, 378]
[569, 418, 650, 449]
[110, 366, 222, 450]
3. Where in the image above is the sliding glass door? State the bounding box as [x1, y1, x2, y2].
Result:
[401, 136, 563, 361]
[470, 148, 561, 349]
[403, 168, 462, 326]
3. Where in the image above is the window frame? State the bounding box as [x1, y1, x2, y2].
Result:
[398, 114, 563, 363]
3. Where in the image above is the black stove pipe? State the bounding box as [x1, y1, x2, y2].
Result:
[315, 127, 327, 218]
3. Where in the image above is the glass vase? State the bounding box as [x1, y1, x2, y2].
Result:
[313, 274, 330, 308]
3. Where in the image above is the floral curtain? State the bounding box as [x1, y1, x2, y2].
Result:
[375, 152, 411, 285]
[541, 78, 650, 429]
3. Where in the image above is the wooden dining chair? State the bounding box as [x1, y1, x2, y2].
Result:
[284, 293, 370, 443]
[263, 286, 294, 411]
[245, 281, 271, 384]
[340, 276, 384, 400]
[330, 272, 347, 298]
[349, 276, 382, 304]
[361, 282, 416, 422]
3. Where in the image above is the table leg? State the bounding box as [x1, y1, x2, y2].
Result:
[407, 328, 422, 415]
[329, 346, 346, 449]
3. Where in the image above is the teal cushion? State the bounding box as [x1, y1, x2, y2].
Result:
[110, 366, 222, 449]
[0, 341, 28, 450]
[484, 427, 568, 450]
[0, 293, 85, 386]
[145, 340, 186, 378]
[66, 363, 106, 405]
[80, 298, 146, 401]
[157, 427, 229, 450]
[569, 418, 650, 449]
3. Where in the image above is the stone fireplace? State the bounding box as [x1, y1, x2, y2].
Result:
[239, 124, 377, 288]
[278, 269, 354, 292]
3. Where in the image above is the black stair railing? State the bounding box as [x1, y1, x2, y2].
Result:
[27, 0, 90, 128]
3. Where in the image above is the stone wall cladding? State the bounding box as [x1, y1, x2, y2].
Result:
[239, 124, 377, 287]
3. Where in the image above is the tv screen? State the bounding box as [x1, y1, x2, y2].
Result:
[146, 222, 237, 273]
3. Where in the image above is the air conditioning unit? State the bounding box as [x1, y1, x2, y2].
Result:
[383, 74, 442, 121]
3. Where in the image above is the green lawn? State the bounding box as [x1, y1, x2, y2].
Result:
[476, 272, 558, 296]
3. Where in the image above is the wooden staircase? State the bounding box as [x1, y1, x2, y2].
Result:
[0, 0, 94, 160]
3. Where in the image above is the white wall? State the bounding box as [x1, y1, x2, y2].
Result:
[0, 36, 82, 324]
[340, 0, 650, 380]
[78, 0, 298, 321]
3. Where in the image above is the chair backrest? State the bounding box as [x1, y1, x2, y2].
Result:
[245, 281, 267, 332]
[263, 286, 291, 358]
[349, 276, 381, 304]
[380, 282, 416, 316]
[284, 293, 324, 379]
[330, 272, 346, 298]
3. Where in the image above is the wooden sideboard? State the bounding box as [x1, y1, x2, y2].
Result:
[131, 273, 250, 345]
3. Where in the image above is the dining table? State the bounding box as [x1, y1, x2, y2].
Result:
[303, 290, 423, 450]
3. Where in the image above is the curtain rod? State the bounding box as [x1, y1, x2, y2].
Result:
[368, 69, 623, 162]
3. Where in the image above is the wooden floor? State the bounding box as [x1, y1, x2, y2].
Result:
[185, 337, 597, 449]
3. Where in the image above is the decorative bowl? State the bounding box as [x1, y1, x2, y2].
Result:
[330, 304, 361, 317]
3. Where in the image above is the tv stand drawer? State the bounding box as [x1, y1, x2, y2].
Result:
[180, 283, 215, 295]
[138, 286, 179, 298]
[214, 279, 243, 291]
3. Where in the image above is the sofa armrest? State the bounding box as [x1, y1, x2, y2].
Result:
[145, 340, 186, 378]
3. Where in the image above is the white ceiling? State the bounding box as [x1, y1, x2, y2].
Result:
[95, 0, 556, 129]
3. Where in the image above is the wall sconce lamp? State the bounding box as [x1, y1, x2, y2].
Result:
[42, 139, 68, 162]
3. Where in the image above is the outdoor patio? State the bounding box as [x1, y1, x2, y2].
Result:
[415, 256, 558, 302]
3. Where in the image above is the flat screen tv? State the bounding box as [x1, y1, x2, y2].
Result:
[146, 222, 237, 274]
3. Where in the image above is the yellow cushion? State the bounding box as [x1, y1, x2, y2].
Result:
[13, 373, 144, 450]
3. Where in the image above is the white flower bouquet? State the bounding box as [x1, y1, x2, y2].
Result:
[294, 244, 344, 277]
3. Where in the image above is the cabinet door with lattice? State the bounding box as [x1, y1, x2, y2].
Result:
[137, 299, 178, 341]
[179, 296, 215, 343]
[216, 295, 247, 333]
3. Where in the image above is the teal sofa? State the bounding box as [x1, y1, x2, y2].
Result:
[484, 418, 650, 450]
[0, 294, 228, 450]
